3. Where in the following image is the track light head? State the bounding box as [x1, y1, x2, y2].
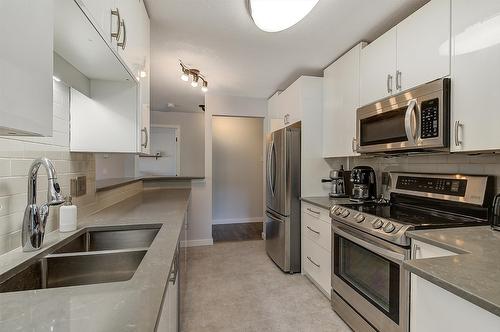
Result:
[191, 74, 199, 87]
[201, 80, 208, 92]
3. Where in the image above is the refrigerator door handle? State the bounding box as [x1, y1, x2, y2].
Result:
[267, 141, 275, 197]
[271, 140, 277, 195]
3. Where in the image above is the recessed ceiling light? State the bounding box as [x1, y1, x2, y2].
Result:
[249, 0, 320, 32]
[167, 103, 175, 108]
[52, 76, 61, 82]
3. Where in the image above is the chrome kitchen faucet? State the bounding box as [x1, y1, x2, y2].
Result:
[22, 158, 65, 252]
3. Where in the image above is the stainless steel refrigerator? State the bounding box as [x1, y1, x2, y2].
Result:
[265, 124, 301, 273]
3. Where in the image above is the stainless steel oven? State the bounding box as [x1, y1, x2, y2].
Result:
[331, 221, 410, 332]
[356, 78, 450, 154]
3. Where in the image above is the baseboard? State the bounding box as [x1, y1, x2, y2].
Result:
[181, 238, 214, 247]
[212, 217, 263, 225]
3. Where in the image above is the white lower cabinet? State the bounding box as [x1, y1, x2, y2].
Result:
[157, 246, 180, 332]
[410, 275, 500, 332]
[410, 239, 500, 332]
[301, 202, 331, 297]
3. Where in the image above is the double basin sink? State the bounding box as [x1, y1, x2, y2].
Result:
[0, 225, 161, 294]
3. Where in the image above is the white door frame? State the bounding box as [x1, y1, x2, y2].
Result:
[151, 124, 181, 176]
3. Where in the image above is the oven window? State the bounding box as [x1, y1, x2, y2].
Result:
[334, 234, 400, 323]
[360, 108, 408, 146]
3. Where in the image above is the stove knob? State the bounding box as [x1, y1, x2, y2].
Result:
[341, 210, 350, 218]
[372, 219, 384, 229]
[383, 222, 396, 233]
[335, 208, 343, 216]
[355, 214, 365, 223]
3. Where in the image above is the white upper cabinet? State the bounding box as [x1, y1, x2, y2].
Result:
[116, 0, 150, 78]
[323, 43, 365, 158]
[0, 0, 53, 136]
[450, 0, 500, 152]
[267, 77, 322, 132]
[360, 0, 451, 107]
[79, 0, 117, 46]
[360, 27, 397, 106]
[397, 0, 450, 91]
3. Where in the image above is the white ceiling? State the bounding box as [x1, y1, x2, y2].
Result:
[145, 0, 428, 113]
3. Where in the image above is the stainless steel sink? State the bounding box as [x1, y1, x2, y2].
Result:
[0, 250, 146, 293]
[0, 225, 161, 294]
[52, 226, 160, 254]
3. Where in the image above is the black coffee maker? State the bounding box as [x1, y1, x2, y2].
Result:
[350, 166, 377, 202]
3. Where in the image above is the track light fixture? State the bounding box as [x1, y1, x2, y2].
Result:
[179, 61, 208, 93]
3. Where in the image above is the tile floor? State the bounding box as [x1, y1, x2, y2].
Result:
[182, 240, 352, 332]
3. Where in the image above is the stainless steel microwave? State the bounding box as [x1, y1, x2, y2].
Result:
[356, 78, 450, 154]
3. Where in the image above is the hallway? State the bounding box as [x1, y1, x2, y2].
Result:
[181, 240, 351, 332]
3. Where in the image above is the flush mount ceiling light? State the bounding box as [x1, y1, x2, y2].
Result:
[179, 61, 208, 93]
[248, 0, 320, 32]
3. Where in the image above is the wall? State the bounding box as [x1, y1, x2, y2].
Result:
[212, 116, 263, 224]
[326, 153, 500, 197]
[186, 94, 267, 245]
[95, 153, 136, 180]
[150, 111, 205, 176]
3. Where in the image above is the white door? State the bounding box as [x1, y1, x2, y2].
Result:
[138, 127, 178, 176]
[0, 0, 53, 136]
[323, 43, 363, 157]
[359, 27, 397, 106]
[397, 0, 451, 92]
[450, 0, 500, 152]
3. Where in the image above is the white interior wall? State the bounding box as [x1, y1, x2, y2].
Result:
[212, 116, 263, 224]
[186, 95, 268, 245]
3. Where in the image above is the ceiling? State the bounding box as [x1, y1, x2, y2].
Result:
[145, 0, 428, 113]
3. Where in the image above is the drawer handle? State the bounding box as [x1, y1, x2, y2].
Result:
[307, 256, 320, 268]
[306, 226, 320, 235]
[307, 208, 320, 215]
[412, 243, 421, 259]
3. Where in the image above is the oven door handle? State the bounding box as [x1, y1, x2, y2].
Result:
[333, 226, 405, 263]
[404, 99, 418, 145]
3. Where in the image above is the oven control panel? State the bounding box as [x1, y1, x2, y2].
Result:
[396, 176, 467, 197]
[420, 98, 439, 139]
[331, 205, 410, 246]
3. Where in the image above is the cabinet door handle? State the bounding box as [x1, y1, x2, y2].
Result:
[307, 208, 320, 215]
[141, 127, 148, 148]
[306, 226, 320, 235]
[396, 70, 402, 91]
[111, 8, 121, 41]
[387, 74, 393, 94]
[454, 121, 463, 146]
[307, 256, 320, 268]
[412, 243, 421, 259]
[118, 20, 127, 50]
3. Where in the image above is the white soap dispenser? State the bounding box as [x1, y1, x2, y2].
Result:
[59, 195, 77, 232]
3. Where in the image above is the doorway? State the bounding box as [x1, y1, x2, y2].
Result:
[138, 125, 180, 176]
[212, 116, 264, 242]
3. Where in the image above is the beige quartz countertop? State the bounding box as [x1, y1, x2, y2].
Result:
[95, 176, 205, 192]
[300, 196, 352, 210]
[405, 226, 500, 317]
[0, 188, 190, 332]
